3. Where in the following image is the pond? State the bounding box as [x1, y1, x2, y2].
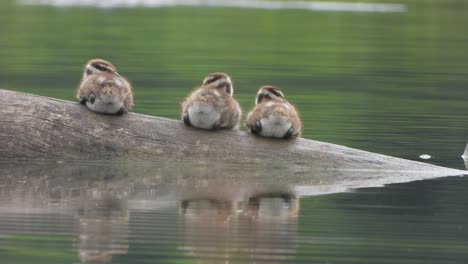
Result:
[1, 0, 468, 263]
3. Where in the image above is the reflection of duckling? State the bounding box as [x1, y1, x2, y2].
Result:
[77, 59, 133, 115]
[245, 85, 301, 139]
[180, 198, 233, 221]
[181, 73, 241, 130]
[77, 190, 129, 264]
[246, 192, 299, 219]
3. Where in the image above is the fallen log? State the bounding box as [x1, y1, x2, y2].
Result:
[0, 89, 465, 177]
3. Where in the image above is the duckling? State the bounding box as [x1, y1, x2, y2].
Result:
[77, 58, 133, 115]
[245, 85, 301, 139]
[181, 73, 241, 130]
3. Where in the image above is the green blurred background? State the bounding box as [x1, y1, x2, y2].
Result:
[1, 0, 468, 167]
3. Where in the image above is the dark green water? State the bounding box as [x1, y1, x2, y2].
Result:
[0, 0, 468, 263]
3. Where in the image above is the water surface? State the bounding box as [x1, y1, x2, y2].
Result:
[0, 161, 467, 263]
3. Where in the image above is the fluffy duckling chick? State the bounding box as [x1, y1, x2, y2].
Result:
[181, 73, 241, 130]
[77, 58, 133, 115]
[245, 85, 301, 139]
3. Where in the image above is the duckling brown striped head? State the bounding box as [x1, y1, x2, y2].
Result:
[77, 58, 133, 115]
[246, 85, 301, 139]
[181, 72, 241, 130]
[82, 58, 118, 80]
[202, 72, 234, 96]
[255, 85, 285, 105]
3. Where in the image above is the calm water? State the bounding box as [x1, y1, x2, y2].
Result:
[1, 0, 468, 263]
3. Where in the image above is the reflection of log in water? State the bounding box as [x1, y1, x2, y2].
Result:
[0, 157, 466, 205]
[0, 160, 466, 263]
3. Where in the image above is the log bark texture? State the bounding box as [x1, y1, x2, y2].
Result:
[0, 89, 465, 176]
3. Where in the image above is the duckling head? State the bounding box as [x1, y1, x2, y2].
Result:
[83, 58, 118, 79]
[256, 85, 285, 105]
[202, 72, 233, 96]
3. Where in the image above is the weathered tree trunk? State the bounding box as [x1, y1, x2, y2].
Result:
[0, 89, 465, 176]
